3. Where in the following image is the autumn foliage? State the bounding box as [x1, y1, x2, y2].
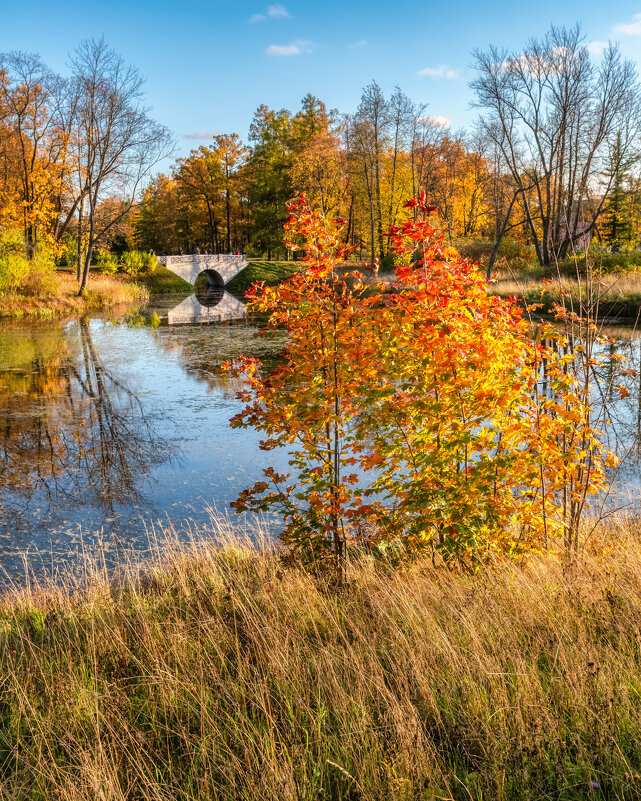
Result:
[225, 195, 615, 568]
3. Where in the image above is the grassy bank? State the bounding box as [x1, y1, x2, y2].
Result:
[226, 260, 299, 296]
[489, 271, 641, 321]
[0, 263, 192, 320]
[136, 264, 193, 294]
[0, 271, 149, 320]
[2, 519, 641, 799]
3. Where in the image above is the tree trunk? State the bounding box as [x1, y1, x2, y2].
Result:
[76, 197, 84, 282]
[79, 208, 95, 295]
[487, 190, 519, 280]
[374, 154, 384, 261]
[225, 187, 231, 252]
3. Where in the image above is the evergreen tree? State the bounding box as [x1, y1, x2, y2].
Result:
[246, 105, 293, 259]
[603, 133, 637, 249]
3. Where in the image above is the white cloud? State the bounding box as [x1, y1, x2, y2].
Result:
[417, 65, 460, 80]
[587, 40, 609, 55]
[267, 4, 290, 18]
[266, 39, 313, 56]
[548, 45, 571, 59]
[184, 130, 219, 140]
[505, 54, 544, 75]
[250, 4, 290, 22]
[613, 13, 641, 35]
[504, 52, 569, 77]
[347, 39, 367, 49]
[418, 115, 451, 128]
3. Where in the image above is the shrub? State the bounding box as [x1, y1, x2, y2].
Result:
[121, 250, 158, 275]
[0, 227, 25, 260]
[142, 252, 158, 273]
[20, 246, 56, 296]
[561, 246, 641, 275]
[0, 229, 29, 293]
[0, 229, 55, 296]
[96, 250, 119, 275]
[58, 235, 79, 269]
[121, 250, 145, 275]
[379, 251, 396, 272]
[456, 236, 537, 272]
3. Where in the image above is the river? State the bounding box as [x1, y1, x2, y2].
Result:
[1, 295, 641, 581]
[0, 294, 290, 579]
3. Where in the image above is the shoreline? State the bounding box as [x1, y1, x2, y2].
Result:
[0, 265, 192, 320]
[488, 271, 641, 325]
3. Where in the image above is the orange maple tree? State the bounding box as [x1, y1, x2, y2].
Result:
[225, 194, 615, 569]
[359, 196, 614, 560]
[223, 195, 385, 571]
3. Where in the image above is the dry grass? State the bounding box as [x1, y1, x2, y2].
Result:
[2, 517, 641, 799]
[489, 271, 641, 318]
[0, 271, 149, 319]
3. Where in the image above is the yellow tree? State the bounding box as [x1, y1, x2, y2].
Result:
[291, 118, 348, 218]
[135, 174, 183, 253]
[422, 137, 490, 239]
[0, 53, 70, 254]
[174, 146, 225, 252]
[213, 133, 248, 252]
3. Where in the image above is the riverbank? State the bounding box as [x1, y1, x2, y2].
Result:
[0, 265, 192, 320]
[0, 271, 148, 320]
[225, 259, 298, 296]
[489, 271, 641, 322]
[2, 517, 640, 799]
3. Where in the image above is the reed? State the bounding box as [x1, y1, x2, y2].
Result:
[489, 271, 641, 309]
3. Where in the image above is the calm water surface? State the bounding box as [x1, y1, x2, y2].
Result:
[0, 296, 289, 578]
[2, 296, 641, 580]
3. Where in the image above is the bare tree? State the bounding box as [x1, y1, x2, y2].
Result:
[387, 87, 424, 230]
[354, 82, 390, 262]
[472, 25, 641, 267]
[70, 38, 173, 294]
[471, 125, 538, 278]
[410, 116, 446, 201]
[347, 115, 377, 264]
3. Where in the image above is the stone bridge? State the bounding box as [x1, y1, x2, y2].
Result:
[159, 253, 249, 287]
[157, 254, 249, 325]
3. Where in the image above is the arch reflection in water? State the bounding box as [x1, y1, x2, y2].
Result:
[167, 281, 247, 325]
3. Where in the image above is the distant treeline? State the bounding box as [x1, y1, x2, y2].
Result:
[1, 24, 640, 295]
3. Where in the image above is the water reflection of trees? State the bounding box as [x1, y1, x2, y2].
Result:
[597, 336, 641, 462]
[0, 320, 168, 527]
[533, 328, 641, 503]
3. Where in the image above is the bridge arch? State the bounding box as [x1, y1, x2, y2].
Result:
[194, 270, 225, 307]
[200, 268, 224, 287]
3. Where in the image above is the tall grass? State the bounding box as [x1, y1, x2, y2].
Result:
[489, 271, 641, 312]
[0, 272, 148, 318]
[2, 516, 641, 799]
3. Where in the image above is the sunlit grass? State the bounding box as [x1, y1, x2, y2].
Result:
[489, 270, 641, 311]
[0, 270, 149, 319]
[2, 515, 641, 798]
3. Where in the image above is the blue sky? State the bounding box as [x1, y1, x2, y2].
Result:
[3, 1, 641, 164]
